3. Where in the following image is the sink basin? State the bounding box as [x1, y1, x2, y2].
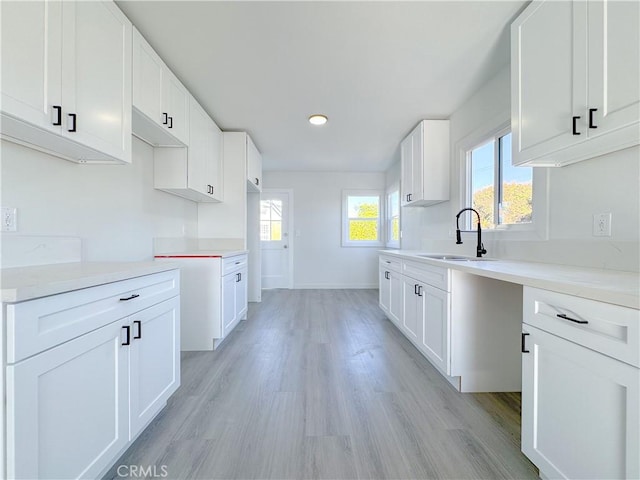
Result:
[417, 254, 469, 260]
[417, 254, 494, 262]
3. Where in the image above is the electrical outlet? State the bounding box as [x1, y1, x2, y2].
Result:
[1, 207, 17, 232]
[593, 213, 612, 237]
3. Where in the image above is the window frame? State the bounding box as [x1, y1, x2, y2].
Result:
[464, 126, 533, 230]
[385, 186, 400, 248]
[459, 120, 549, 240]
[259, 198, 284, 242]
[341, 189, 384, 247]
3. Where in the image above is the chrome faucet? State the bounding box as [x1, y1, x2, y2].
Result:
[455, 208, 487, 258]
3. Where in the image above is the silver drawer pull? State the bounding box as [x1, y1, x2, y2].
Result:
[557, 313, 588, 325]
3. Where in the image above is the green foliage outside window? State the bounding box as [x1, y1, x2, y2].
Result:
[473, 182, 532, 229]
[391, 217, 400, 241]
[349, 202, 379, 241]
[349, 219, 378, 240]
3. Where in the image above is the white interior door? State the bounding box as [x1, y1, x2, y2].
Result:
[261, 190, 292, 289]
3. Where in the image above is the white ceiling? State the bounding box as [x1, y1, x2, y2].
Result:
[117, 1, 528, 172]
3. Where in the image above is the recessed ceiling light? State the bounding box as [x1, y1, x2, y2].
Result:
[308, 114, 328, 126]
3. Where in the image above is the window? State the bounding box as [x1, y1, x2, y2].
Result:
[465, 130, 533, 230]
[260, 199, 282, 241]
[386, 189, 400, 247]
[342, 190, 383, 247]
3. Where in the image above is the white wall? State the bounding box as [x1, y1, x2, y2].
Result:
[396, 65, 640, 272]
[263, 171, 386, 288]
[0, 138, 198, 263]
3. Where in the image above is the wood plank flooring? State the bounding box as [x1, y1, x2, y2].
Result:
[107, 289, 538, 480]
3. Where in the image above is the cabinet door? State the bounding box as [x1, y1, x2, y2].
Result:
[235, 267, 248, 320]
[522, 325, 640, 480]
[163, 70, 190, 145]
[222, 272, 237, 337]
[401, 277, 421, 344]
[511, 0, 587, 165]
[132, 27, 164, 126]
[587, 0, 640, 142]
[208, 118, 223, 201]
[379, 267, 391, 313]
[60, 1, 132, 163]
[0, 0, 62, 133]
[6, 319, 129, 480]
[400, 133, 413, 206]
[247, 135, 262, 192]
[388, 271, 403, 327]
[420, 284, 450, 374]
[129, 297, 180, 439]
[410, 127, 424, 203]
[187, 98, 212, 197]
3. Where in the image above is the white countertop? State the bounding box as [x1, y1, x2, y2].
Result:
[1, 262, 180, 303]
[380, 250, 640, 310]
[154, 250, 248, 258]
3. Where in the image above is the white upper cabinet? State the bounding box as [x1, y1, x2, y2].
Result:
[511, 0, 639, 167]
[187, 97, 223, 201]
[1, 0, 132, 164]
[132, 27, 190, 146]
[400, 120, 450, 207]
[246, 135, 263, 192]
[154, 95, 223, 203]
[586, 0, 640, 142]
[163, 71, 190, 145]
[1, 0, 62, 134]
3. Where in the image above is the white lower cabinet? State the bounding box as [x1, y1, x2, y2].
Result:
[378, 256, 403, 327]
[401, 276, 423, 344]
[419, 284, 450, 374]
[3, 270, 181, 480]
[381, 256, 452, 376]
[222, 265, 248, 339]
[6, 319, 129, 480]
[522, 324, 639, 480]
[521, 286, 640, 479]
[400, 263, 451, 376]
[155, 253, 249, 351]
[378, 254, 523, 392]
[128, 297, 180, 439]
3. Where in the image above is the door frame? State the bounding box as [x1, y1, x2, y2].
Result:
[261, 188, 294, 289]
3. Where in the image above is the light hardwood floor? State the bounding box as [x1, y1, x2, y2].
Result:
[108, 289, 538, 480]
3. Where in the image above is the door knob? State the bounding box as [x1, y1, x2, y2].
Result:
[284, 245, 288, 249]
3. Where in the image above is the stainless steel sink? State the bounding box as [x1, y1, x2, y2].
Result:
[417, 254, 494, 262]
[417, 254, 469, 260]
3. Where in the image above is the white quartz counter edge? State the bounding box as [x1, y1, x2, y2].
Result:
[1, 262, 180, 303]
[380, 250, 640, 310]
[153, 250, 248, 258]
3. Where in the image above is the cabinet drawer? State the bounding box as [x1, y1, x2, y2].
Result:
[379, 255, 402, 273]
[523, 287, 640, 367]
[222, 254, 248, 276]
[402, 260, 450, 292]
[6, 270, 180, 363]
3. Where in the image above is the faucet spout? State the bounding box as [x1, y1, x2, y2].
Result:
[455, 208, 487, 258]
